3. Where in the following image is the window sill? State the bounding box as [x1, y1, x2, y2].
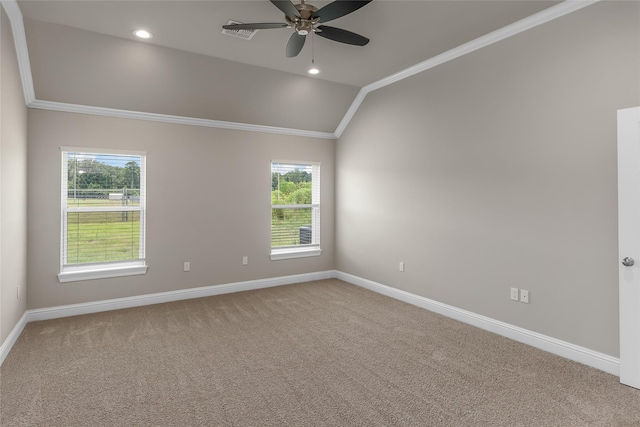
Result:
[270, 247, 322, 261]
[58, 264, 148, 283]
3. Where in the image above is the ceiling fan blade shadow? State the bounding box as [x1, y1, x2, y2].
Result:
[286, 32, 306, 57]
[316, 25, 369, 46]
[223, 23, 289, 30]
[270, 0, 301, 18]
[312, 1, 372, 23]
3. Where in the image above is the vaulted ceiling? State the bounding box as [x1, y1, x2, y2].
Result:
[7, 0, 592, 137]
[18, 0, 559, 87]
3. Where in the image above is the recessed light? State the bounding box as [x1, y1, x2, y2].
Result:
[307, 67, 320, 75]
[133, 29, 153, 39]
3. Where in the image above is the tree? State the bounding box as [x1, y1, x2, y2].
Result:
[272, 181, 297, 204]
[289, 187, 311, 204]
[68, 158, 140, 191]
[283, 169, 311, 184]
[122, 161, 141, 191]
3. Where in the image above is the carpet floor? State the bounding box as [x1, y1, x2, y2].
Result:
[1, 279, 640, 426]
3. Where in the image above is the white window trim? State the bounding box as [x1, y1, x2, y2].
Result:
[58, 262, 148, 283]
[270, 160, 321, 260]
[270, 246, 322, 261]
[59, 147, 147, 283]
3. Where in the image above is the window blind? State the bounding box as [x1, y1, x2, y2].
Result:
[271, 161, 320, 249]
[62, 150, 146, 269]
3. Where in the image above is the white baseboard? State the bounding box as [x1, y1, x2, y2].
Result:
[0, 311, 28, 366]
[335, 271, 620, 376]
[28, 270, 336, 322]
[1, 269, 621, 377]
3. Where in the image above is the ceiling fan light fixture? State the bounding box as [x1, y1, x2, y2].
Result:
[133, 29, 153, 39]
[307, 58, 320, 75]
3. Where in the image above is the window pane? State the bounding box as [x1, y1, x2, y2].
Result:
[272, 207, 318, 248]
[271, 163, 313, 206]
[67, 153, 142, 208]
[66, 211, 141, 265]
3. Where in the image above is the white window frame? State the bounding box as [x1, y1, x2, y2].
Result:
[270, 160, 321, 261]
[58, 147, 148, 282]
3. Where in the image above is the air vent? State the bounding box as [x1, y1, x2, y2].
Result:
[222, 20, 258, 40]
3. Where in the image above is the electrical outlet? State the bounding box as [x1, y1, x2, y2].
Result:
[242, 256, 248, 266]
[510, 287, 519, 301]
[184, 261, 190, 272]
[399, 262, 405, 272]
[520, 289, 529, 304]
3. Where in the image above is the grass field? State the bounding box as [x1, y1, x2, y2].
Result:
[66, 211, 140, 265]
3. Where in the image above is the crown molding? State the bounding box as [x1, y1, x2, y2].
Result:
[332, 0, 601, 138]
[1, 0, 35, 105]
[29, 100, 337, 139]
[365, 0, 601, 94]
[334, 87, 368, 139]
[4, 0, 600, 139]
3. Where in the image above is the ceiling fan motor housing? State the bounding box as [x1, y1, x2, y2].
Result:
[285, 2, 319, 35]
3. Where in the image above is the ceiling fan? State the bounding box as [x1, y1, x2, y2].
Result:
[222, 0, 372, 58]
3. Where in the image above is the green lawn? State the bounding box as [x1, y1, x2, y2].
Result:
[66, 212, 140, 264]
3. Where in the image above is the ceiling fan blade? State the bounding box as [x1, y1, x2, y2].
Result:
[270, 0, 301, 18]
[286, 32, 306, 57]
[312, 1, 372, 23]
[223, 23, 289, 30]
[316, 25, 369, 46]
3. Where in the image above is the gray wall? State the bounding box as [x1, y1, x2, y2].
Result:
[27, 109, 335, 309]
[336, 1, 639, 357]
[1, 7, 28, 343]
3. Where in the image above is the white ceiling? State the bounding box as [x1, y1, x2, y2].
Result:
[18, 0, 559, 88]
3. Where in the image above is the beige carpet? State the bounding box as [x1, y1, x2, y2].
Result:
[2, 279, 640, 426]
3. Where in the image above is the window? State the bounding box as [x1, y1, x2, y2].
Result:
[271, 161, 321, 260]
[59, 148, 147, 282]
